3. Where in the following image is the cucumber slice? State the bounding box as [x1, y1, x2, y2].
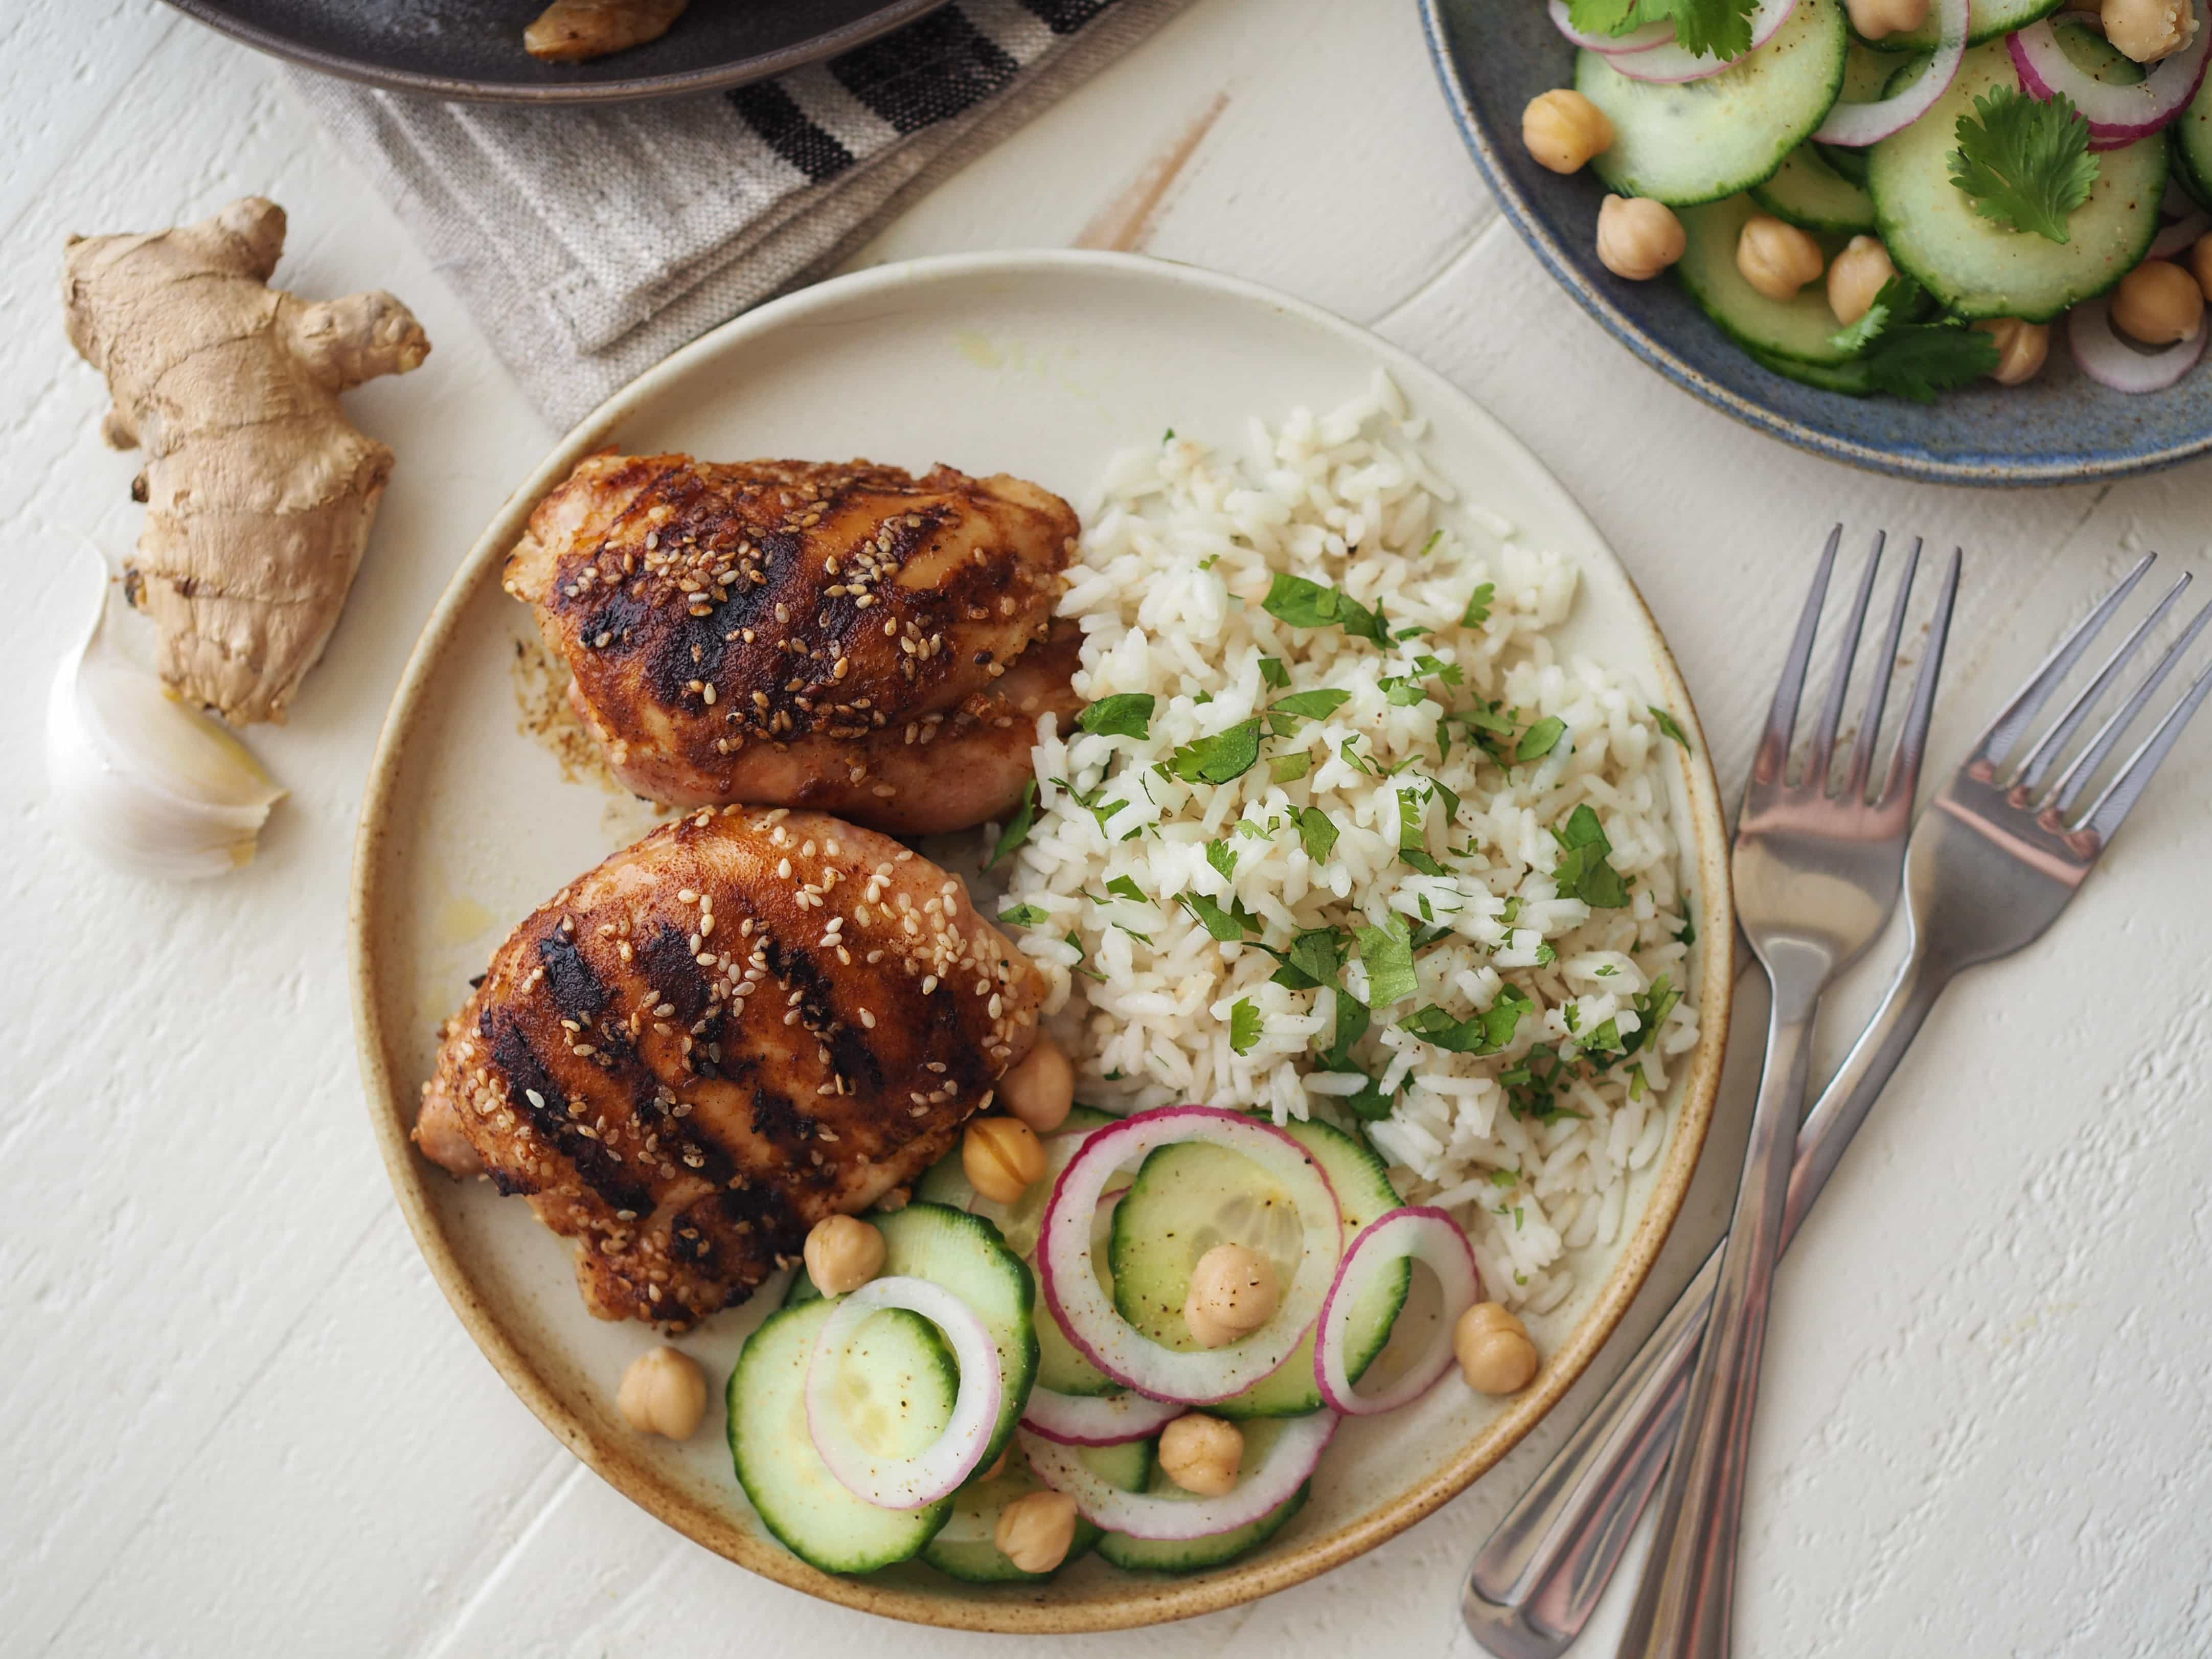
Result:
[922, 1438, 1151, 1582]
[728, 1299, 956, 1574]
[1580, 0, 1849, 208]
[1108, 1116, 1406, 1420]
[1748, 344, 1878, 393]
[1856, 0, 2067, 53]
[1868, 32, 2168, 321]
[2177, 67, 2212, 208]
[781, 1202, 1038, 1466]
[1751, 146, 1877, 234]
[1678, 195, 1858, 365]
[1093, 1421, 1312, 1573]
[1813, 41, 1900, 184]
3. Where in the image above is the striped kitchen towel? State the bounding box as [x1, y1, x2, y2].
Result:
[290, 0, 1190, 429]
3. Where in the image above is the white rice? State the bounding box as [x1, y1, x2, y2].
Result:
[991, 375, 1699, 1311]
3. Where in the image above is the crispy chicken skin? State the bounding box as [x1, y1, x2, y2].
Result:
[505, 453, 1082, 834]
[416, 806, 1045, 1328]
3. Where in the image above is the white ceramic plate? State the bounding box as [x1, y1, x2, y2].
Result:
[351, 251, 1734, 1632]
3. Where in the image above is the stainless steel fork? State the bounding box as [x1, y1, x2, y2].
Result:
[1615, 531, 1957, 1659]
[1463, 553, 2212, 1659]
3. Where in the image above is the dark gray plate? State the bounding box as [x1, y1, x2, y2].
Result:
[1420, 0, 2212, 487]
[163, 0, 951, 103]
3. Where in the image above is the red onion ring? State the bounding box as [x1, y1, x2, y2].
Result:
[2151, 210, 2211, 258]
[1018, 1415, 1338, 1539]
[1545, 0, 1674, 54]
[1609, 0, 1797, 84]
[2010, 5, 2212, 146]
[1313, 1207, 1483, 1417]
[1020, 1385, 1184, 1446]
[2069, 292, 2209, 391]
[804, 1276, 1002, 1509]
[1813, 0, 1969, 145]
[1037, 1105, 1343, 1406]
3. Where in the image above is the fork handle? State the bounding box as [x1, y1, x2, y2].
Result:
[1462, 947, 1950, 1659]
[1614, 966, 1819, 1659]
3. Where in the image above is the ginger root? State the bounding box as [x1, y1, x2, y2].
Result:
[63, 197, 429, 724]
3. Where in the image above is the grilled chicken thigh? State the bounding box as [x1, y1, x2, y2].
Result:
[416, 806, 1045, 1328]
[506, 454, 1082, 835]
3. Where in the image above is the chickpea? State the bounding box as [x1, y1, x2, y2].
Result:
[994, 1489, 1080, 1574]
[1454, 1302, 1541, 1396]
[616, 1346, 709, 1440]
[804, 1213, 885, 1297]
[1595, 195, 1687, 281]
[1183, 1242, 1280, 1349]
[1522, 89, 1615, 175]
[1845, 0, 1930, 38]
[1158, 1413, 1245, 1496]
[963, 1115, 1046, 1205]
[1973, 317, 2051, 385]
[2103, 0, 2196, 61]
[1736, 213, 1827, 302]
[997, 1035, 1074, 1133]
[2190, 233, 2212, 303]
[2112, 259, 2206, 345]
[1826, 235, 1896, 327]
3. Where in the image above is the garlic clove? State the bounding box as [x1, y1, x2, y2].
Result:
[46, 554, 285, 880]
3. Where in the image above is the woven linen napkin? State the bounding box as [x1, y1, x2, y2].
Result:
[290, 0, 1190, 429]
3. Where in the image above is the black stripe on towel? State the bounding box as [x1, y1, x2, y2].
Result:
[830, 7, 1021, 135]
[1021, 0, 1115, 31]
[727, 80, 856, 183]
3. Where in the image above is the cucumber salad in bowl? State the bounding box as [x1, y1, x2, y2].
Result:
[1531, 0, 2212, 397]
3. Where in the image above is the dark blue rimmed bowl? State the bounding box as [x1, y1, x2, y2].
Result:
[1420, 0, 2212, 486]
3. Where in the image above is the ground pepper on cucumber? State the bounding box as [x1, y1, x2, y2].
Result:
[1531, 0, 2212, 396]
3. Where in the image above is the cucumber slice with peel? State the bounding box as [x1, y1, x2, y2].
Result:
[923, 1438, 1151, 1582]
[1751, 146, 1877, 234]
[1579, 0, 1849, 208]
[1093, 1419, 1312, 1573]
[1855, 0, 2067, 53]
[728, 1299, 956, 1574]
[1748, 344, 1878, 393]
[1108, 1116, 1406, 1420]
[1677, 195, 1859, 365]
[1867, 31, 2167, 322]
[2177, 68, 2212, 208]
[780, 1202, 1037, 1467]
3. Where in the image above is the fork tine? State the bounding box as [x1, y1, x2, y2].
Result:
[1843, 537, 1922, 804]
[2074, 655, 2212, 845]
[1878, 546, 1962, 809]
[2015, 575, 2192, 796]
[1757, 526, 1842, 785]
[1970, 553, 2155, 771]
[1806, 532, 1885, 794]
[2048, 597, 2212, 818]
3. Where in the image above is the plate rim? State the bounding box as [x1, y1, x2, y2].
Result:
[349, 247, 1738, 1632]
[1416, 0, 2212, 488]
[161, 0, 952, 105]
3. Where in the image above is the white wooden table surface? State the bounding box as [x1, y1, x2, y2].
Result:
[6, 4, 2210, 1655]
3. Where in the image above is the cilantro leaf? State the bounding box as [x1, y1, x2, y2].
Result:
[1420, 529, 1444, 556]
[1355, 916, 1418, 1008]
[1343, 1071, 1400, 1121]
[1400, 983, 1534, 1055]
[1206, 842, 1238, 880]
[1269, 751, 1314, 784]
[1862, 318, 2002, 403]
[1168, 719, 1263, 785]
[1077, 692, 1156, 739]
[1105, 874, 1147, 903]
[996, 902, 1048, 926]
[1229, 998, 1263, 1055]
[1676, 904, 1697, 947]
[1518, 716, 1566, 763]
[1569, 0, 1757, 60]
[1063, 929, 1105, 983]
[1461, 582, 1495, 629]
[1324, 992, 1371, 1070]
[1266, 925, 1348, 991]
[987, 779, 1038, 869]
[1258, 656, 1291, 690]
[1552, 803, 1631, 908]
[1297, 805, 1340, 863]
[1398, 784, 1448, 875]
[1650, 706, 1692, 751]
[1261, 572, 1389, 646]
[1948, 86, 2100, 244]
[1270, 687, 1353, 724]
[1180, 891, 1260, 941]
